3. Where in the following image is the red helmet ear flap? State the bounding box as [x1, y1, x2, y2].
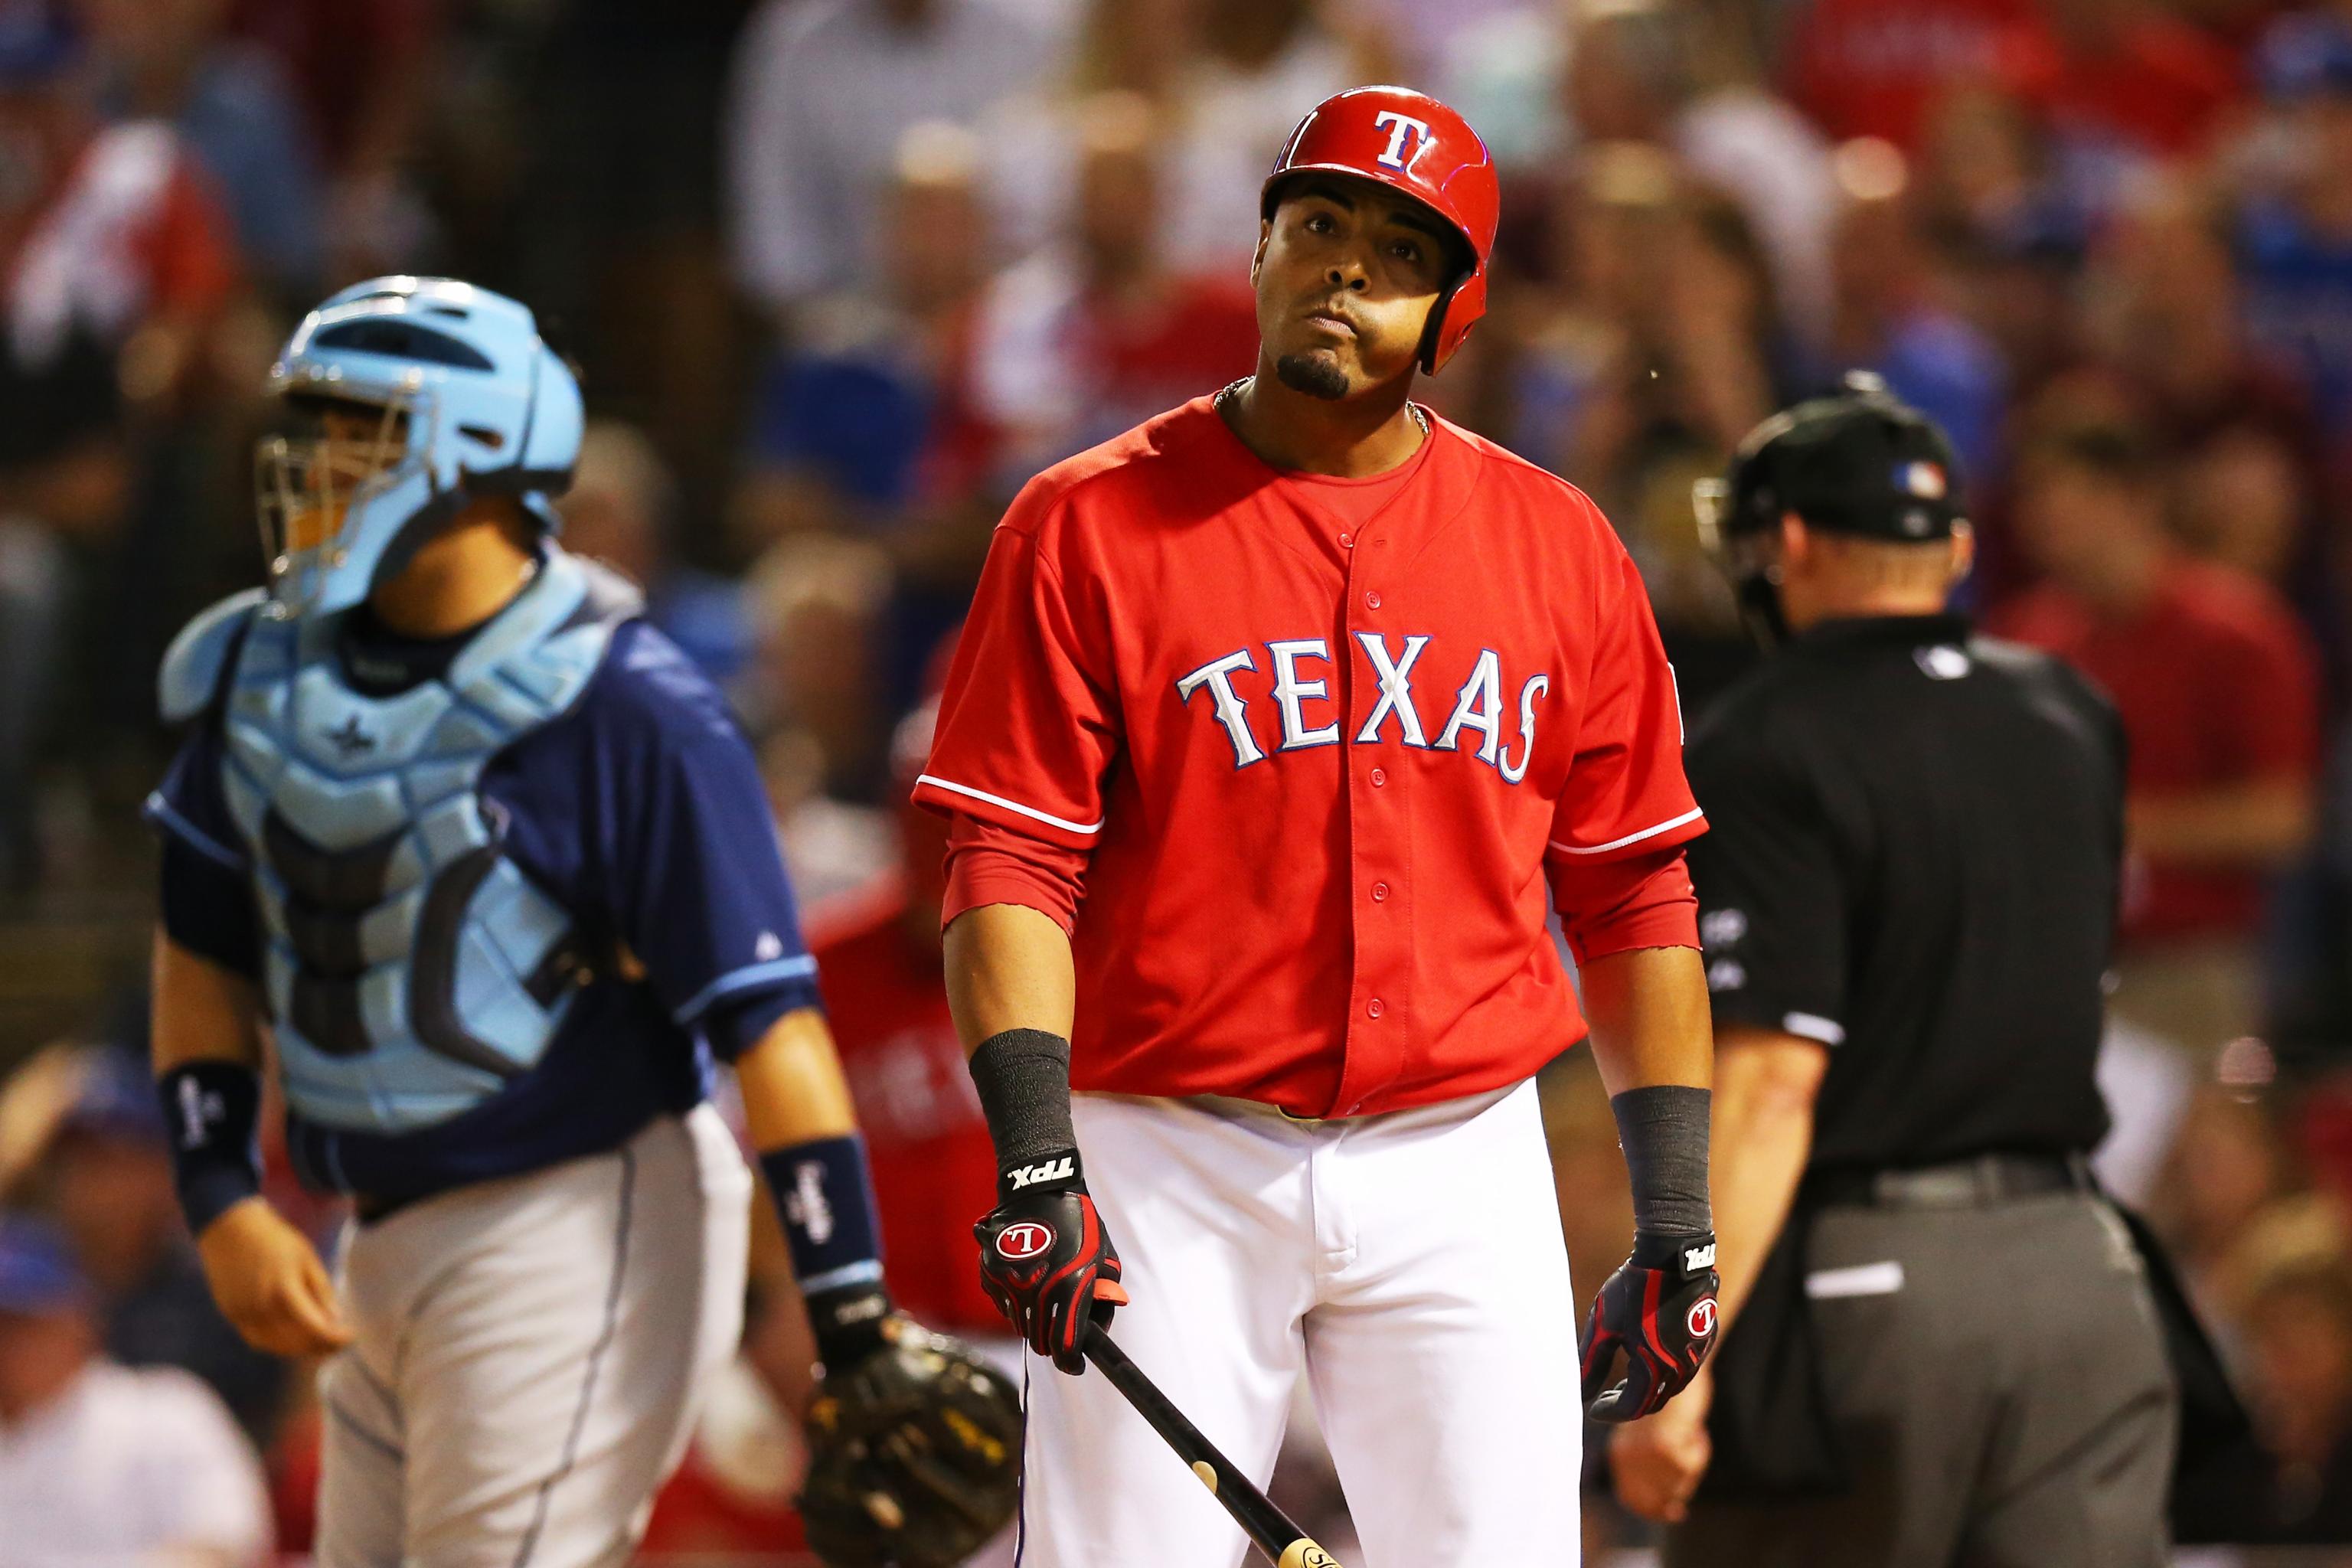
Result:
[1423, 266, 1488, 374]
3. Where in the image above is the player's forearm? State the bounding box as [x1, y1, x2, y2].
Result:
[1579, 945, 1712, 1095]
[1582, 944, 1714, 1241]
[730, 1004, 900, 1370]
[150, 931, 273, 1242]
[732, 1005, 859, 1151]
[946, 903, 1091, 1197]
[1707, 1027, 1826, 1331]
[943, 902, 1076, 1050]
[150, 930, 265, 1072]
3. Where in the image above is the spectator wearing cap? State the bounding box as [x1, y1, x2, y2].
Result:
[1994, 418, 2324, 1057]
[40, 1046, 286, 1446]
[0, 1213, 271, 1566]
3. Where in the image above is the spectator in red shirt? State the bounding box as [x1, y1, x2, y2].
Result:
[1781, 0, 2047, 149]
[2013, 0, 2244, 162]
[1994, 416, 2323, 1054]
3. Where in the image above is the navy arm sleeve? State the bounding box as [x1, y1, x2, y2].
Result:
[592, 626, 824, 1060]
[144, 724, 261, 978]
[1683, 726, 1848, 1048]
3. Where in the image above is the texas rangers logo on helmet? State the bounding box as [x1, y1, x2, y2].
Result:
[1372, 109, 1431, 170]
[1687, 1298, 1719, 1338]
[996, 1221, 1056, 1262]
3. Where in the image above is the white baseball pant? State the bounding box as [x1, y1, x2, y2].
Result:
[314, 1103, 752, 1567]
[1018, 1079, 1583, 1566]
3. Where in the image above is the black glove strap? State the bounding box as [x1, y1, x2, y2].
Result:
[1629, 1227, 1718, 1280]
[805, 1279, 894, 1372]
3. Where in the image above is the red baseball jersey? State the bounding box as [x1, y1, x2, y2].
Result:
[916, 397, 1704, 1119]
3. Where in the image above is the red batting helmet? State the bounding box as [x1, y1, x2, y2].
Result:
[1263, 86, 1500, 374]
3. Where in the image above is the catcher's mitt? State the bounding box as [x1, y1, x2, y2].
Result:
[799, 1319, 1024, 1567]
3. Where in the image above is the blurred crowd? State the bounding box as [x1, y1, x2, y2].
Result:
[5, 0, 2352, 1558]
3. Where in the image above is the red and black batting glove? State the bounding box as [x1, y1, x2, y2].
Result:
[974, 1150, 1127, 1375]
[1580, 1230, 1720, 1423]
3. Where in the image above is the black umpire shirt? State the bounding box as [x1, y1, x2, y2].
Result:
[1684, 612, 2125, 1173]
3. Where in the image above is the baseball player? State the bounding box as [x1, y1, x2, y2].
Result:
[143, 277, 1018, 1568]
[917, 87, 1721, 1563]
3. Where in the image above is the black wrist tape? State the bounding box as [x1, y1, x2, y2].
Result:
[803, 1279, 894, 1373]
[969, 1028, 1080, 1190]
[1611, 1083, 1713, 1238]
[156, 1060, 263, 1236]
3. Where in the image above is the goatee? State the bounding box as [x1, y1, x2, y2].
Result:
[1273, 352, 1349, 401]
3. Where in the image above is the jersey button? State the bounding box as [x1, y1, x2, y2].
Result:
[1371, 881, 1390, 902]
[1338, 531, 1354, 549]
[1370, 766, 1387, 787]
[1364, 590, 1382, 609]
[1367, 997, 1386, 1018]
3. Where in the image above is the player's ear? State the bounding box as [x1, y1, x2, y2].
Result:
[1252, 221, 1271, 284]
[1780, 511, 1811, 567]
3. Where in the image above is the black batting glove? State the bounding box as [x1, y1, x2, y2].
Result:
[1580, 1230, 1720, 1423]
[974, 1149, 1125, 1375]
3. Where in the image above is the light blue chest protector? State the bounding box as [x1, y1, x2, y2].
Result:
[161, 547, 642, 1134]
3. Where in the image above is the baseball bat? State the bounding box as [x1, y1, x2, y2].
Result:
[1081, 1321, 1346, 1568]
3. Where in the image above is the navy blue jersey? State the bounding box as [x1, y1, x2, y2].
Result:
[147, 616, 822, 1203]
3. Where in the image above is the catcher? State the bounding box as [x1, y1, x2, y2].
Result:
[145, 276, 1016, 1566]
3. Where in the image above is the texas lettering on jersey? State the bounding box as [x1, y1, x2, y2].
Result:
[916, 397, 1704, 1120]
[1177, 635, 1550, 780]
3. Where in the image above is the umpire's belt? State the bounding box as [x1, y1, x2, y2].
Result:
[1803, 1150, 2092, 1210]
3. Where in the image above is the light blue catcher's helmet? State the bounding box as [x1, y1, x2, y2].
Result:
[256, 276, 584, 616]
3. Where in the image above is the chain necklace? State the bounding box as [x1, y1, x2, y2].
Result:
[1214, 376, 1430, 437]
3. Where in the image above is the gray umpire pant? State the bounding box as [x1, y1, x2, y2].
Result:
[1664, 1190, 2177, 1568]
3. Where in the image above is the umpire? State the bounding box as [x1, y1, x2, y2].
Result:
[1608, 375, 2179, 1566]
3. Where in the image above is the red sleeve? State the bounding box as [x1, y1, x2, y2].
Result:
[1547, 541, 1706, 861]
[139, 155, 237, 318]
[940, 815, 1088, 936]
[1550, 845, 1700, 966]
[912, 488, 1122, 852]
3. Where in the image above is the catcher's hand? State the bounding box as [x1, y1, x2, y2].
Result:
[975, 1175, 1125, 1374]
[799, 1319, 1023, 1568]
[1580, 1230, 1720, 1423]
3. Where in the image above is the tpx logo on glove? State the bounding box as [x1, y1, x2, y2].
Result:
[995, 1221, 1056, 1262]
[1008, 1156, 1076, 1190]
[1687, 1298, 1718, 1338]
[1684, 1241, 1717, 1272]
